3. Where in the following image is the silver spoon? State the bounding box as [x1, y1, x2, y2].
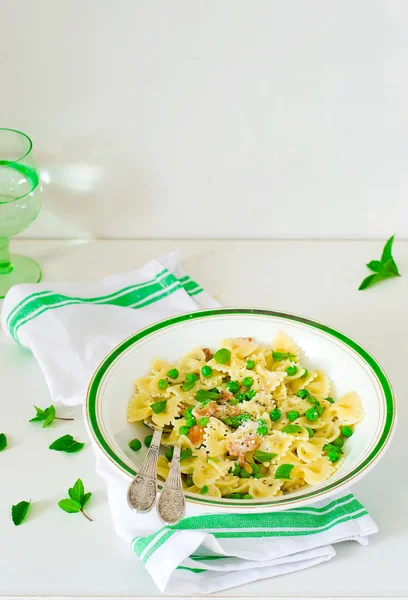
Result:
[127, 421, 186, 524]
[157, 443, 186, 524]
[127, 426, 162, 513]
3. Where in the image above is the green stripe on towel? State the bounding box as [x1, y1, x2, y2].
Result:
[8, 269, 204, 342]
[132, 495, 367, 565]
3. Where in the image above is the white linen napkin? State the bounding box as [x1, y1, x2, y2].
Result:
[1, 251, 378, 595]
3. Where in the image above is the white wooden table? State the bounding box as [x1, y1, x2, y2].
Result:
[0, 239, 406, 599]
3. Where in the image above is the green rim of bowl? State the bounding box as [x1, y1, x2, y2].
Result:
[86, 308, 395, 508]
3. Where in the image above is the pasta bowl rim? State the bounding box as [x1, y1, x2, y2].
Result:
[85, 307, 396, 511]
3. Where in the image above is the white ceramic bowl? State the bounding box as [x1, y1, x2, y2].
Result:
[85, 308, 395, 511]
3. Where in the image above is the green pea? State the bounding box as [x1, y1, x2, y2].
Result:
[333, 438, 344, 448]
[214, 348, 231, 364]
[158, 379, 168, 390]
[226, 381, 239, 394]
[257, 419, 269, 436]
[186, 373, 197, 383]
[287, 410, 300, 422]
[185, 407, 194, 418]
[128, 438, 142, 451]
[199, 417, 209, 427]
[305, 427, 314, 438]
[315, 404, 324, 415]
[144, 435, 153, 447]
[328, 451, 340, 463]
[186, 476, 193, 487]
[179, 426, 190, 436]
[232, 463, 241, 476]
[227, 493, 243, 499]
[240, 468, 251, 478]
[296, 389, 309, 399]
[165, 446, 174, 461]
[186, 417, 197, 428]
[341, 425, 353, 437]
[251, 462, 260, 474]
[286, 365, 298, 376]
[242, 376, 253, 388]
[270, 408, 281, 421]
[229, 397, 240, 405]
[201, 365, 213, 377]
[246, 359, 255, 369]
[300, 368, 309, 379]
[243, 494, 253, 500]
[236, 393, 247, 403]
[181, 380, 196, 392]
[200, 485, 209, 495]
[254, 472, 264, 479]
[167, 368, 179, 379]
[305, 408, 319, 422]
[245, 389, 256, 400]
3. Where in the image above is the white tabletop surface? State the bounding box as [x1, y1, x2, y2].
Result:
[0, 239, 406, 599]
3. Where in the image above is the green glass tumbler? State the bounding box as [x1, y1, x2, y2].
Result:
[0, 128, 42, 298]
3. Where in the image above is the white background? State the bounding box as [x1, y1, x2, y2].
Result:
[1, 0, 408, 240]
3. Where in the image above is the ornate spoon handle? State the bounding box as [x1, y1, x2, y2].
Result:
[127, 428, 162, 513]
[157, 445, 186, 524]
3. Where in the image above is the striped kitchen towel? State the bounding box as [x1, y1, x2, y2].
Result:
[1, 251, 378, 595]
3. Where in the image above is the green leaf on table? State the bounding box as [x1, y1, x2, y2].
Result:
[29, 404, 74, 427]
[49, 434, 84, 453]
[366, 260, 383, 273]
[81, 492, 92, 508]
[59, 479, 93, 521]
[359, 235, 401, 290]
[68, 478, 85, 503]
[11, 500, 31, 526]
[0, 433, 7, 451]
[58, 499, 82, 513]
[381, 235, 396, 263]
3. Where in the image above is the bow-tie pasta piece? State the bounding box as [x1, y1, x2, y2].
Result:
[127, 391, 153, 422]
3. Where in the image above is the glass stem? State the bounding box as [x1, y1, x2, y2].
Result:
[0, 238, 12, 274]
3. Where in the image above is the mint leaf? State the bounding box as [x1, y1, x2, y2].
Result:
[58, 499, 82, 513]
[360, 236, 401, 290]
[43, 405, 56, 428]
[12, 500, 31, 526]
[65, 442, 85, 453]
[323, 443, 344, 455]
[382, 258, 399, 276]
[195, 389, 221, 402]
[272, 351, 297, 361]
[68, 479, 85, 503]
[254, 450, 277, 462]
[81, 492, 92, 508]
[59, 479, 93, 521]
[0, 433, 7, 451]
[180, 448, 193, 461]
[49, 434, 84, 453]
[366, 260, 383, 273]
[358, 273, 386, 291]
[281, 424, 303, 434]
[275, 464, 295, 480]
[381, 235, 396, 264]
[29, 405, 46, 422]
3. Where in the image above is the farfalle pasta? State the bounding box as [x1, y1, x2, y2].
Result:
[127, 333, 364, 499]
